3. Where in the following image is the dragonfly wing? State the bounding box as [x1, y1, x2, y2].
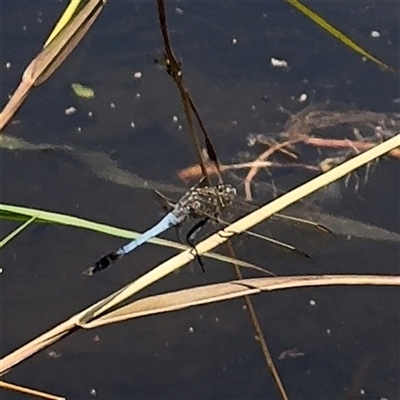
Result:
[211, 197, 321, 259]
[232, 196, 332, 233]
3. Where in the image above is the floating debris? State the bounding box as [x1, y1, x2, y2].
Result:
[270, 57, 289, 69]
[71, 83, 95, 99]
[370, 30, 381, 38]
[299, 93, 308, 102]
[278, 348, 305, 360]
[133, 71, 142, 79]
[47, 350, 62, 359]
[64, 106, 76, 116]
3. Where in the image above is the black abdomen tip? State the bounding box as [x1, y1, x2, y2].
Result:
[82, 252, 122, 277]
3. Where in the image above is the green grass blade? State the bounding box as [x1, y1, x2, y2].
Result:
[0, 203, 262, 271]
[0, 215, 38, 249]
[287, 0, 397, 73]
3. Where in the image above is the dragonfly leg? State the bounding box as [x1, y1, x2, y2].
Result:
[153, 190, 175, 210]
[186, 217, 209, 273]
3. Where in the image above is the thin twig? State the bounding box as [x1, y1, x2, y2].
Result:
[155, 2, 289, 398]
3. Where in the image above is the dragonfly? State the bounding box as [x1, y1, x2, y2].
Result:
[84, 177, 329, 277]
[83, 182, 237, 276]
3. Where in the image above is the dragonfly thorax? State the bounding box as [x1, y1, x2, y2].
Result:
[173, 184, 237, 218]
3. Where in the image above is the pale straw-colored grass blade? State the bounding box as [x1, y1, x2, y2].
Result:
[0, 380, 65, 400]
[0, 0, 106, 130]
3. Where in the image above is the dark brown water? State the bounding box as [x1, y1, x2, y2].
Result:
[1, 2, 399, 399]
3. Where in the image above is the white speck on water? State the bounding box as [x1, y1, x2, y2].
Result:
[87, 111, 93, 118]
[370, 30, 380, 38]
[188, 326, 194, 333]
[109, 102, 116, 109]
[309, 299, 316, 306]
[177, 124, 182, 131]
[77, 126, 82, 132]
[5, 61, 12, 69]
[0, 268, 3, 274]
[232, 37, 238, 45]
[22, 25, 27, 31]
[47, 350, 61, 359]
[270, 57, 289, 69]
[130, 121, 135, 128]
[135, 92, 141, 99]
[299, 93, 308, 102]
[90, 388, 97, 397]
[251, 104, 256, 111]
[326, 328, 331, 335]
[64, 106, 76, 116]
[133, 71, 142, 79]
[175, 6, 184, 15]
[360, 388, 365, 395]
[172, 115, 178, 123]
[246, 133, 257, 147]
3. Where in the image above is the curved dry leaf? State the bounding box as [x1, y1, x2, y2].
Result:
[82, 274, 400, 328]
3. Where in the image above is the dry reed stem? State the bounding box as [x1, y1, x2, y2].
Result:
[0, 0, 105, 130]
[244, 140, 299, 200]
[177, 134, 400, 199]
[0, 380, 65, 400]
[303, 136, 400, 158]
[177, 159, 318, 182]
